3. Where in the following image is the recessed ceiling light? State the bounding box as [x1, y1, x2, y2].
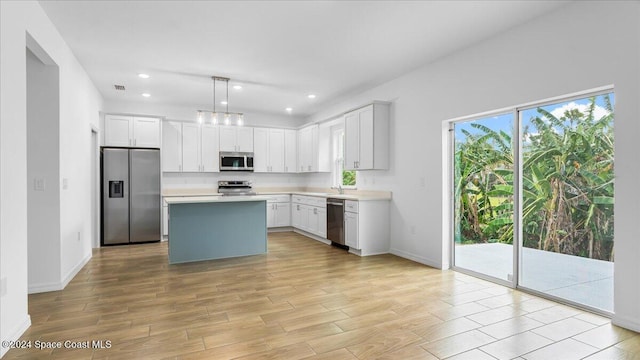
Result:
[138, 73, 150, 79]
[233, 85, 242, 90]
[285, 107, 293, 112]
[307, 94, 316, 99]
[141, 93, 151, 97]
[220, 101, 228, 105]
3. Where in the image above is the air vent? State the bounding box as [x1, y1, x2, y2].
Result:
[114, 84, 126, 91]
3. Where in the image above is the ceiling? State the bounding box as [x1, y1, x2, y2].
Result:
[39, 1, 569, 120]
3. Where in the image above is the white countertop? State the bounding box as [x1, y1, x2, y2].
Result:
[165, 195, 269, 204]
[162, 189, 392, 201]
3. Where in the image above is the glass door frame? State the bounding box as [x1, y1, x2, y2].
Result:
[447, 86, 614, 317]
[448, 108, 520, 290]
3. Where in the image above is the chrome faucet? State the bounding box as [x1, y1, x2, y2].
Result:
[332, 184, 344, 194]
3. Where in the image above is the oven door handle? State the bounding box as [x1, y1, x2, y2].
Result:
[327, 202, 344, 206]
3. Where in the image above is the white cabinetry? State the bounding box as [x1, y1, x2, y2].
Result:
[265, 194, 291, 228]
[292, 195, 327, 238]
[162, 121, 182, 172]
[219, 126, 253, 152]
[161, 121, 219, 172]
[343, 199, 390, 256]
[344, 103, 389, 170]
[284, 129, 297, 173]
[254, 128, 285, 173]
[182, 123, 219, 172]
[105, 115, 161, 148]
[297, 124, 330, 173]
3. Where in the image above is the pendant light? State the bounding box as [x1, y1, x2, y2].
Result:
[197, 76, 244, 125]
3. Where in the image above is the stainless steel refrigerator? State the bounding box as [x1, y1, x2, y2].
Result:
[101, 147, 161, 245]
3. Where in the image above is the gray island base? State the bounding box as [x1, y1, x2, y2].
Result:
[166, 196, 268, 264]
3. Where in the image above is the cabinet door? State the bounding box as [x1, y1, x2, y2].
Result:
[105, 115, 133, 147]
[316, 207, 327, 238]
[292, 203, 301, 228]
[267, 202, 276, 228]
[236, 127, 254, 152]
[345, 212, 359, 249]
[358, 106, 374, 169]
[344, 111, 360, 170]
[219, 126, 237, 151]
[284, 129, 297, 173]
[253, 128, 269, 172]
[274, 202, 291, 227]
[181, 123, 201, 172]
[269, 129, 285, 172]
[200, 125, 219, 172]
[133, 117, 160, 148]
[310, 125, 319, 172]
[298, 127, 311, 172]
[162, 121, 182, 172]
[307, 207, 318, 234]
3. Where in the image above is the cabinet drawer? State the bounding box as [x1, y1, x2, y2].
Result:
[310, 197, 326, 208]
[345, 200, 358, 213]
[265, 194, 291, 203]
[292, 195, 305, 204]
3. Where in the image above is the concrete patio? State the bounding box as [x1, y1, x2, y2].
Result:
[455, 243, 613, 312]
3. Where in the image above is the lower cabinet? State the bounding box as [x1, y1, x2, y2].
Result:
[291, 195, 327, 238]
[343, 200, 389, 256]
[266, 195, 291, 228]
[345, 210, 358, 249]
[163, 202, 169, 237]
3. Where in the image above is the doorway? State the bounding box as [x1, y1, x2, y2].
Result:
[450, 90, 615, 314]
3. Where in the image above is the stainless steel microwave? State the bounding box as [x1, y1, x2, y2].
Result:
[220, 152, 254, 171]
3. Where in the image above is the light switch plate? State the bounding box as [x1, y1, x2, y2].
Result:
[34, 177, 45, 191]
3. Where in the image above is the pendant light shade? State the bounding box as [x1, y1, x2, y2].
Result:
[197, 76, 243, 125]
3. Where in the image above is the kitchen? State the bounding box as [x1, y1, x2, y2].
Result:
[2, 1, 640, 359]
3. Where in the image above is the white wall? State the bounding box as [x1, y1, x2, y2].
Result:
[0, 1, 103, 356]
[304, 1, 640, 331]
[26, 48, 62, 292]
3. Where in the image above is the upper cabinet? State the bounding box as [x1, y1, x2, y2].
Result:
[219, 126, 253, 152]
[284, 129, 297, 173]
[298, 123, 331, 173]
[162, 121, 182, 172]
[344, 103, 390, 170]
[105, 115, 160, 148]
[161, 121, 219, 173]
[254, 128, 285, 173]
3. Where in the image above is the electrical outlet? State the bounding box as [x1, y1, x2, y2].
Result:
[410, 225, 416, 235]
[77, 231, 81, 242]
[1, 277, 7, 297]
[420, 177, 426, 188]
[507, 274, 513, 281]
[62, 178, 69, 190]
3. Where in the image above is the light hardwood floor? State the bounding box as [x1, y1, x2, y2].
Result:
[5, 232, 639, 359]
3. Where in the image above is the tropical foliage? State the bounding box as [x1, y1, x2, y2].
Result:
[343, 170, 356, 186]
[454, 94, 614, 261]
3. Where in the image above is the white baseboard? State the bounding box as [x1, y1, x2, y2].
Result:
[28, 252, 91, 294]
[0, 315, 31, 358]
[389, 248, 443, 269]
[292, 229, 331, 245]
[612, 314, 640, 333]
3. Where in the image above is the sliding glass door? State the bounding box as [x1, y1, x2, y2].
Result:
[452, 91, 614, 313]
[453, 113, 515, 283]
[519, 93, 614, 312]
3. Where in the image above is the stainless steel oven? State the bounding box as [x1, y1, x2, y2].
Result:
[327, 198, 345, 245]
[220, 152, 254, 171]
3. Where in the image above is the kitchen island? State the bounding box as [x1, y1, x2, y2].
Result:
[165, 196, 268, 264]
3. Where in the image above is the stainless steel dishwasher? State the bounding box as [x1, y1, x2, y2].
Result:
[327, 198, 345, 245]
